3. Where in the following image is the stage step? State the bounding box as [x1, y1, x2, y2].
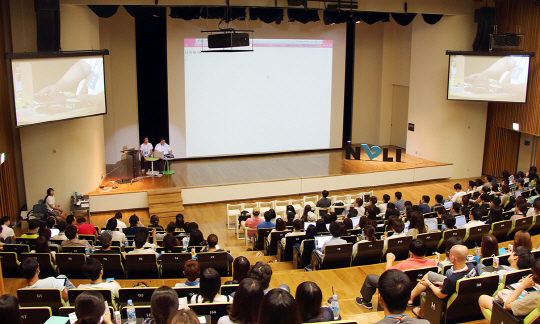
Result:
[147, 188, 184, 219]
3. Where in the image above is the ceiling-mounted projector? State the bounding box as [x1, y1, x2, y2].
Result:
[202, 28, 253, 50]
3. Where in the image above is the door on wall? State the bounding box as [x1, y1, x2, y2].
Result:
[390, 85, 409, 149]
[516, 133, 538, 173]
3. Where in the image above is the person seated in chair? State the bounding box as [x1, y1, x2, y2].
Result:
[477, 246, 534, 282]
[102, 217, 127, 245]
[113, 212, 127, 229]
[51, 221, 68, 240]
[479, 259, 540, 320]
[418, 196, 431, 214]
[127, 231, 158, 255]
[122, 215, 145, 236]
[248, 261, 290, 294]
[256, 211, 276, 231]
[77, 258, 121, 299]
[373, 270, 429, 324]
[316, 190, 332, 208]
[76, 216, 97, 239]
[409, 245, 476, 318]
[0, 216, 16, 243]
[94, 231, 126, 264]
[200, 234, 234, 262]
[462, 207, 484, 233]
[19, 257, 72, 302]
[175, 259, 200, 287]
[355, 239, 439, 310]
[190, 268, 232, 304]
[21, 219, 41, 239]
[60, 225, 90, 248]
[431, 194, 444, 211]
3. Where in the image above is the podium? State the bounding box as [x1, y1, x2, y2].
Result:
[120, 149, 140, 183]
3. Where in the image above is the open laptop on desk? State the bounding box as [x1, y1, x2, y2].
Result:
[304, 222, 315, 231]
[153, 151, 164, 158]
[350, 217, 360, 228]
[314, 235, 332, 250]
[444, 201, 453, 209]
[50, 228, 60, 238]
[455, 215, 467, 227]
[404, 222, 410, 233]
[425, 218, 438, 232]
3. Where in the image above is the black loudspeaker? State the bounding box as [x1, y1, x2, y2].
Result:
[474, 7, 497, 24]
[208, 33, 249, 48]
[35, 0, 60, 52]
[473, 7, 497, 51]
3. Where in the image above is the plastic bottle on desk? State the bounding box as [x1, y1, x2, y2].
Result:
[182, 236, 189, 250]
[126, 299, 136, 324]
[191, 248, 197, 260]
[330, 294, 339, 320]
[85, 244, 90, 257]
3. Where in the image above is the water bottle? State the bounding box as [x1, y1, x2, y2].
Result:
[182, 236, 189, 250]
[126, 299, 136, 324]
[191, 248, 197, 260]
[91, 244, 96, 254]
[331, 294, 339, 320]
[441, 224, 446, 231]
[361, 231, 365, 241]
[85, 244, 90, 257]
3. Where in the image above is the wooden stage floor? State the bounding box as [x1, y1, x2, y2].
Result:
[93, 146, 450, 195]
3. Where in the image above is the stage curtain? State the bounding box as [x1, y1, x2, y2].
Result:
[0, 2, 20, 221]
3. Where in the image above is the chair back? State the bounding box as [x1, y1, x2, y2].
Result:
[157, 246, 184, 254]
[221, 284, 239, 296]
[68, 289, 113, 306]
[125, 254, 159, 279]
[17, 288, 65, 315]
[50, 239, 64, 246]
[90, 254, 125, 279]
[189, 303, 231, 322]
[78, 234, 96, 244]
[16, 238, 36, 249]
[282, 235, 306, 261]
[20, 253, 57, 278]
[348, 229, 362, 236]
[161, 253, 192, 279]
[340, 235, 357, 244]
[508, 216, 534, 239]
[502, 269, 532, 287]
[61, 246, 86, 254]
[445, 274, 500, 321]
[55, 253, 87, 279]
[298, 239, 315, 269]
[491, 220, 513, 242]
[351, 240, 383, 266]
[20, 306, 52, 324]
[0, 252, 21, 278]
[404, 266, 439, 304]
[173, 286, 200, 300]
[386, 236, 413, 261]
[463, 224, 491, 248]
[266, 231, 289, 255]
[438, 229, 466, 252]
[187, 246, 206, 253]
[417, 232, 442, 255]
[118, 287, 157, 307]
[481, 254, 511, 267]
[197, 252, 230, 276]
[320, 243, 353, 270]
[3, 244, 30, 257]
[423, 211, 437, 218]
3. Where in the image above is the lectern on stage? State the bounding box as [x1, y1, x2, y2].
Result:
[119, 149, 140, 184]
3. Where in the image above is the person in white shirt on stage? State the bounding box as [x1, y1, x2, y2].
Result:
[140, 136, 153, 173]
[154, 138, 172, 171]
[44, 188, 67, 220]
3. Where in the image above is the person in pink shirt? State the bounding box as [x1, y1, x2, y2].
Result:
[242, 207, 264, 238]
[355, 239, 439, 309]
[76, 217, 98, 239]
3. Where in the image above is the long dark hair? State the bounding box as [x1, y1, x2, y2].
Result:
[150, 215, 160, 227]
[258, 289, 302, 324]
[200, 268, 221, 303]
[175, 214, 185, 230]
[232, 256, 251, 283]
[188, 229, 205, 247]
[275, 218, 286, 231]
[315, 219, 327, 233]
[227, 278, 264, 324]
[34, 235, 52, 254]
[481, 235, 499, 259]
[0, 294, 22, 324]
[409, 212, 426, 234]
[74, 291, 106, 324]
[363, 225, 376, 242]
[302, 205, 312, 222]
[150, 286, 179, 324]
[295, 281, 323, 322]
[44, 188, 54, 204]
[305, 225, 318, 240]
[162, 233, 180, 249]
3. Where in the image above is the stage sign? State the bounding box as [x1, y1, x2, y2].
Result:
[345, 144, 402, 162]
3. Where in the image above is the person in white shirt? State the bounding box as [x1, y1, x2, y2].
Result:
[77, 258, 121, 299]
[462, 207, 485, 233]
[140, 137, 153, 172]
[127, 232, 158, 255]
[43, 188, 67, 220]
[451, 183, 466, 203]
[20, 257, 70, 302]
[102, 218, 127, 244]
[190, 268, 232, 304]
[0, 217, 16, 242]
[280, 219, 304, 246]
[113, 212, 127, 229]
[51, 221, 68, 240]
[154, 138, 172, 155]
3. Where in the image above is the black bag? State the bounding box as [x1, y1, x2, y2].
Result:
[333, 201, 345, 215]
[238, 210, 251, 228]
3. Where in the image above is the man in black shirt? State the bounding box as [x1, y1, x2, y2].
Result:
[94, 231, 126, 265]
[122, 215, 144, 236]
[316, 190, 332, 217]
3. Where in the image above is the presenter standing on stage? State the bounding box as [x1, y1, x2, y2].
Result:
[155, 138, 172, 171]
[140, 137, 153, 173]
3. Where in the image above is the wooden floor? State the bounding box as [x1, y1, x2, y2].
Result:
[90, 146, 449, 195]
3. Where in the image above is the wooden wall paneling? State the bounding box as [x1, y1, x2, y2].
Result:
[483, 125, 519, 176]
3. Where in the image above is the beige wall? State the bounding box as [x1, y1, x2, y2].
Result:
[18, 5, 106, 209]
[407, 14, 488, 179]
[100, 6, 139, 164]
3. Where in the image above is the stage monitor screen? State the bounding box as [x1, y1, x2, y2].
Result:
[10, 54, 107, 127]
[447, 53, 532, 103]
[183, 38, 333, 158]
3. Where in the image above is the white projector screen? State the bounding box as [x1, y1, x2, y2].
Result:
[183, 38, 333, 158]
[447, 54, 531, 103]
[10, 55, 107, 127]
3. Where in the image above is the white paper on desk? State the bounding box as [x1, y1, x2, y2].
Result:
[198, 317, 207, 324]
[81, 203, 90, 208]
[76, 201, 81, 206]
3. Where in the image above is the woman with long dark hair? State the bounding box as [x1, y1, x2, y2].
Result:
[225, 256, 251, 285]
[295, 281, 333, 323]
[258, 289, 301, 324]
[148, 215, 164, 231]
[44, 188, 67, 219]
[218, 278, 264, 324]
[190, 268, 232, 303]
[74, 291, 112, 324]
[143, 286, 178, 324]
[0, 294, 22, 324]
[33, 229, 56, 262]
[188, 229, 206, 247]
[407, 211, 428, 238]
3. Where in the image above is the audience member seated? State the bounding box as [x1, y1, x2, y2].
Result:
[248, 261, 290, 294]
[321, 222, 347, 252]
[316, 190, 332, 208]
[410, 245, 475, 318]
[175, 214, 185, 232]
[295, 281, 333, 322]
[188, 229, 206, 247]
[485, 205, 503, 225]
[113, 212, 126, 229]
[418, 196, 431, 214]
[300, 206, 313, 223]
[0, 217, 15, 243]
[285, 210, 295, 226]
[74, 291, 113, 324]
[451, 184, 466, 203]
[78, 258, 121, 298]
[143, 286, 178, 324]
[52, 221, 68, 240]
[123, 215, 144, 236]
[268, 219, 287, 244]
[44, 188, 68, 220]
[162, 232, 180, 250]
[435, 206, 446, 225]
[440, 214, 456, 231]
[354, 198, 365, 216]
[138, 227, 158, 250]
[148, 215, 164, 231]
[66, 215, 75, 225]
[21, 219, 40, 239]
[511, 203, 527, 221]
[431, 194, 444, 211]
[478, 193, 492, 209]
[374, 269, 429, 324]
[19, 257, 71, 302]
[33, 229, 56, 262]
[158, 222, 176, 241]
[225, 256, 250, 285]
[379, 194, 390, 214]
[477, 246, 534, 282]
[315, 219, 327, 233]
[449, 203, 461, 216]
[218, 278, 264, 324]
[201, 234, 234, 262]
[258, 288, 301, 324]
[528, 185, 540, 205]
[479, 259, 540, 320]
[102, 218, 127, 244]
[127, 232, 158, 255]
[393, 192, 405, 212]
[297, 225, 317, 255]
[241, 207, 262, 238]
[190, 268, 232, 303]
[342, 217, 353, 230]
[514, 230, 533, 251]
[94, 232, 126, 264]
[257, 210, 276, 230]
[0, 294, 22, 324]
[462, 207, 484, 233]
[61, 225, 90, 248]
[406, 212, 428, 238]
[175, 259, 201, 287]
[355, 239, 439, 309]
[438, 237, 464, 272]
[527, 198, 540, 216]
[76, 217, 97, 239]
[168, 309, 201, 324]
[353, 224, 376, 255]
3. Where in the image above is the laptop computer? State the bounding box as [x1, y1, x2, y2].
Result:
[444, 201, 453, 209]
[153, 151, 164, 158]
[515, 190, 522, 198]
[455, 215, 467, 227]
[314, 235, 333, 250]
[425, 218, 438, 232]
[304, 222, 315, 231]
[404, 222, 410, 233]
[350, 217, 360, 228]
[50, 228, 60, 238]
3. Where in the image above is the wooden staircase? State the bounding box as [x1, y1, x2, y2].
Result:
[147, 187, 184, 221]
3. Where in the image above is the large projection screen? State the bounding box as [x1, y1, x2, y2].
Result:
[447, 52, 532, 103]
[167, 18, 346, 159]
[10, 53, 107, 127]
